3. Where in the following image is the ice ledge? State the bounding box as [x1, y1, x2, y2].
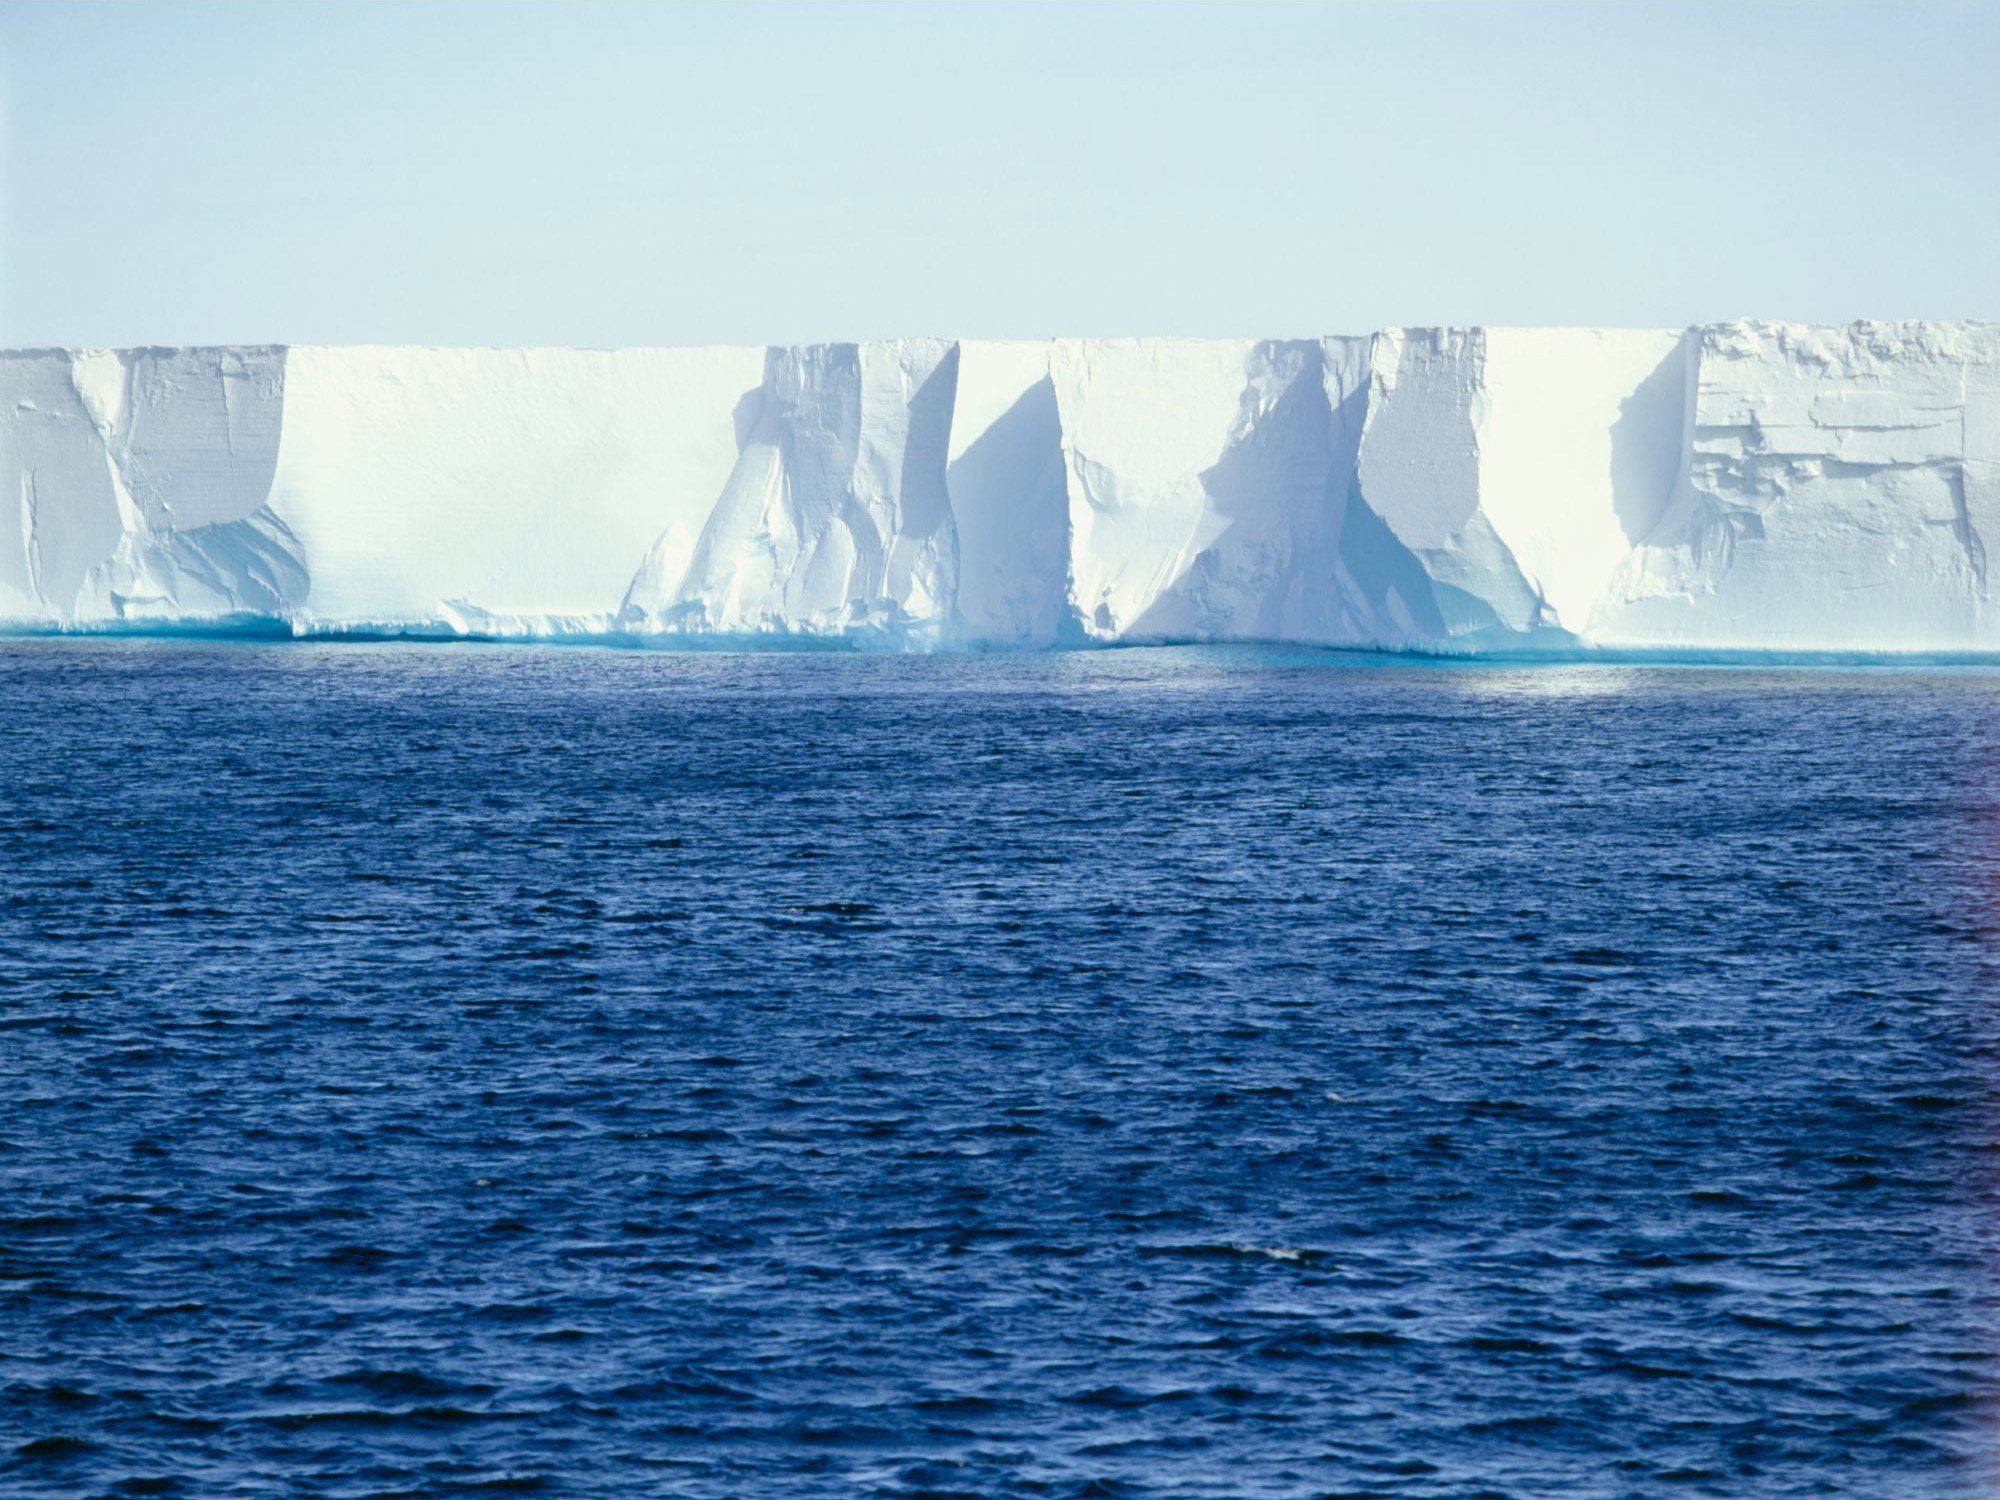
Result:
[4, 324, 1997, 654]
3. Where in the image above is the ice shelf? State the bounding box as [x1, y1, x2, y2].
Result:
[5, 323, 1997, 652]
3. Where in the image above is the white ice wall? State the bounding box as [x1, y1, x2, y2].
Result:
[623, 340, 959, 638]
[3, 324, 1996, 652]
[947, 341, 1070, 643]
[271, 345, 762, 633]
[1595, 322, 2000, 650]
[1477, 328, 1687, 633]
[1055, 337, 1361, 643]
[1, 347, 297, 623]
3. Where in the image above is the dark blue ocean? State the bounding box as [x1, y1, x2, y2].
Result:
[2, 641, 1997, 1500]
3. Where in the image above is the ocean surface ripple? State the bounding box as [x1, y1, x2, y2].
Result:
[1, 642, 1996, 1499]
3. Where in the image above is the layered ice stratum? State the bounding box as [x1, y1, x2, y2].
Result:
[5, 324, 1996, 651]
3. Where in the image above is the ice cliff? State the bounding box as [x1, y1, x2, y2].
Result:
[5, 323, 1996, 652]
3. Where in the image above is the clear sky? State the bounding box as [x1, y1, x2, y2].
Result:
[1, 0, 1995, 346]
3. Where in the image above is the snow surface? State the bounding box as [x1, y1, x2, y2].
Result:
[4, 324, 1996, 652]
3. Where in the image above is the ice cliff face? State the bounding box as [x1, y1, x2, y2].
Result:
[1593, 322, 2000, 650]
[621, 340, 959, 638]
[2, 347, 299, 622]
[4, 323, 1996, 652]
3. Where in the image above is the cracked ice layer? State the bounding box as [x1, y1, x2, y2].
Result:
[1591, 322, 2000, 651]
[3, 323, 1996, 653]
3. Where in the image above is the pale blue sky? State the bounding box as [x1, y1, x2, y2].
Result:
[1, 1, 1994, 345]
